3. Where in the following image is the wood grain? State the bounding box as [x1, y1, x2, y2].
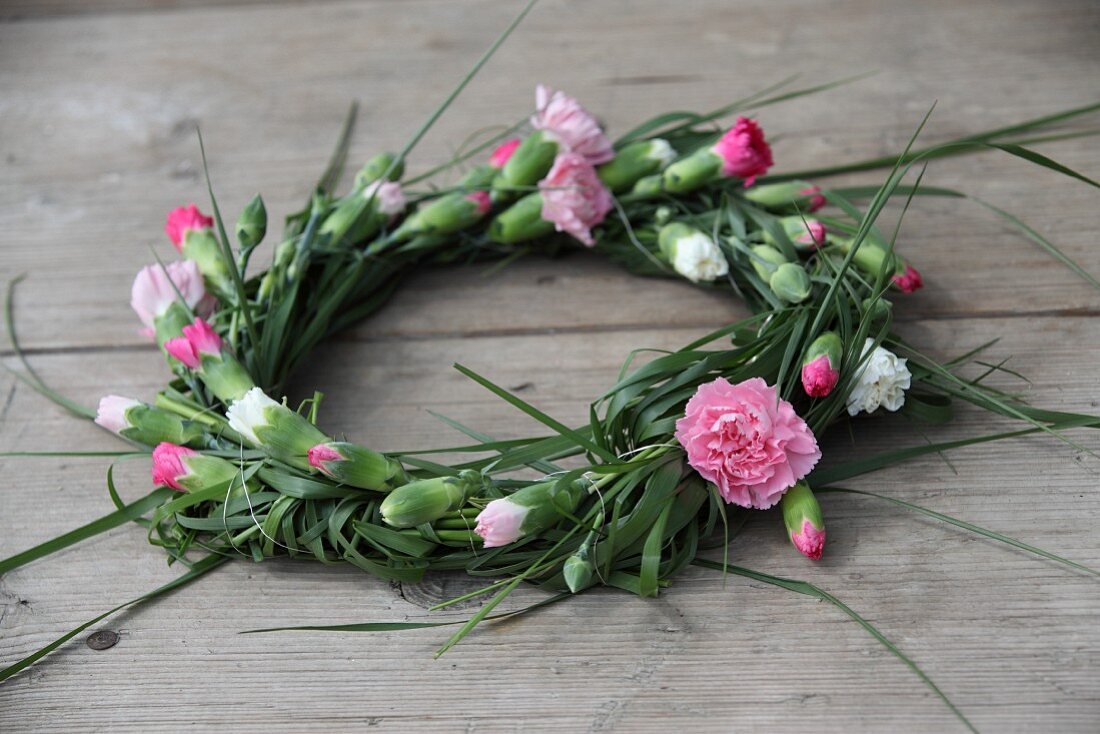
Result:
[2, 0, 1099, 731]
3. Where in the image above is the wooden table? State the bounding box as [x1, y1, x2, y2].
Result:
[2, 0, 1099, 731]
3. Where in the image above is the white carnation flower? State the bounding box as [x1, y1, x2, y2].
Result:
[226, 386, 280, 445]
[671, 232, 730, 283]
[846, 338, 911, 416]
[646, 138, 677, 169]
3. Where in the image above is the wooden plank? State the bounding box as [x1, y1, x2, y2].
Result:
[2, 0, 1100, 352]
[1, 315, 1099, 731]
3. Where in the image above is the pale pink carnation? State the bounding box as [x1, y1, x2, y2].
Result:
[712, 117, 773, 186]
[363, 180, 406, 217]
[488, 138, 522, 168]
[675, 377, 821, 510]
[792, 519, 826, 561]
[151, 442, 196, 492]
[164, 317, 222, 369]
[531, 85, 614, 165]
[795, 220, 827, 248]
[800, 184, 826, 212]
[308, 443, 343, 476]
[130, 260, 215, 339]
[475, 498, 529, 548]
[801, 355, 839, 398]
[466, 190, 492, 216]
[165, 204, 213, 251]
[892, 264, 923, 293]
[538, 153, 613, 247]
[95, 395, 141, 434]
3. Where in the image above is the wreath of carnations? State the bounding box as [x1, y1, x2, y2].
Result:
[3, 7, 1100, 729]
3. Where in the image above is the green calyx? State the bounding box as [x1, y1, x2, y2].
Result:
[598, 139, 674, 192]
[803, 331, 842, 369]
[354, 152, 404, 189]
[182, 228, 232, 293]
[380, 470, 487, 528]
[197, 352, 256, 404]
[118, 404, 206, 448]
[488, 192, 554, 244]
[236, 194, 267, 251]
[780, 481, 824, 537]
[492, 130, 558, 199]
[313, 441, 408, 492]
[661, 147, 721, 194]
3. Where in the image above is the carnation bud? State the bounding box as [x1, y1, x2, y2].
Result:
[320, 180, 405, 245]
[392, 190, 492, 240]
[492, 130, 558, 199]
[488, 138, 522, 169]
[180, 228, 233, 294]
[487, 192, 554, 244]
[380, 470, 487, 528]
[597, 138, 676, 192]
[474, 478, 586, 548]
[630, 174, 664, 197]
[225, 387, 329, 465]
[801, 332, 842, 398]
[765, 215, 827, 252]
[835, 236, 898, 281]
[164, 318, 255, 403]
[780, 481, 826, 560]
[562, 545, 595, 593]
[661, 147, 722, 194]
[95, 395, 206, 447]
[891, 261, 923, 293]
[743, 180, 825, 212]
[749, 244, 789, 281]
[151, 442, 241, 494]
[769, 262, 812, 303]
[861, 297, 893, 324]
[354, 152, 403, 189]
[307, 441, 408, 491]
[658, 222, 729, 283]
[235, 194, 267, 251]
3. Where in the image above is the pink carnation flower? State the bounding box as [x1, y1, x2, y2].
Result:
[151, 442, 197, 492]
[791, 519, 826, 561]
[164, 317, 223, 369]
[675, 377, 821, 509]
[130, 260, 215, 339]
[800, 184, 826, 212]
[165, 204, 213, 251]
[892, 264, 923, 293]
[363, 180, 406, 217]
[795, 219, 827, 248]
[531, 85, 614, 165]
[475, 498, 528, 548]
[712, 117, 773, 186]
[801, 355, 839, 398]
[488, 138, 522, 168]
[538, 153, 613, 247]
[307, 443, 343, 475]
[95, 395, 141, 434]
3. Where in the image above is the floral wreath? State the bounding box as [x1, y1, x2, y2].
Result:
[3, 7, 1099, 728]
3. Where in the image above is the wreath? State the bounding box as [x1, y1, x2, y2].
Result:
[3, 8, 1099, 728]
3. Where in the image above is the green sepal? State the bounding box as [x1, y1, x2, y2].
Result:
[181, 228, 232, 292]
[487, 192, 554, 244]
[118, 404, 206, 448]
[661, 147, 721, 193]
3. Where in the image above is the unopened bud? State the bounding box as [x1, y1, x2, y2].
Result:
[95, 396, 205, 447]
[766, 215, 827, 252]
[743, 180, 825, 212]
[563, 546, 595, 593]
[307, 441, 408, 491]
[487, 192, 554, 244]
[492, 131, 558, 198]
[835, 236, 897, 280]
[474, 479, 586, 547]
[225, 387, 329, 464]
[661, 147, 722, 194]
[354, 152, 403, 189]
[769, 262, 812, 303]
[598, 139, 676, 192]
[235, 194, 267, 251]
[780, 481, 825, 560]
[380, 470, 486, 528]
[393, 190, 492, 240]
[181, 228, 232, 294]
[749, 244, 788, 281]
[801, 332, 842, 398]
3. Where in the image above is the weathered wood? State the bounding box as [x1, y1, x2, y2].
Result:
[2, 0, 1100, 731]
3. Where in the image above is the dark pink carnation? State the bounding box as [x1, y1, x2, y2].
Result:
[165, 317, 223, 369]
[791, 519, 826, 560]
[712, 117, 773, 186]
[308, 443, 343, 476]
[538, 153, 613, 247]
[466, 190, 492, 216]
[488, 138, 522, 168]
[801, 355, 839, 398]
[675, 377, 821, 509]
[892, 264, 923, 293]
[800, 184, 826, 212]
[165, 204, 213, 251]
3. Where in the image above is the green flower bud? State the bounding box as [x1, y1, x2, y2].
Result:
[769, 262, 813, 303]
[764, 215, 827, 253]
[630, 174, 664, 197]
[96, 397, 206, 448]
[380, 470, 486, 528]
[661, 147, 722, 194]
[392, 190, 492, 241]
[225, 388, 330, 465]
[197, 352, 255, 404]
[235, 194, 267, 251]
[835, 236, 897, 280]
[861, 296, 893, 324]
[801, 331, 843, 398]
[743, 180, 824, 212]
[459, 164, 498, 190]
[307, 441, 408, 491]
[780, 481, 825, 560]
[181, 229, 232, 294]
[492, 131, 558, 199]
[563, 545, 595, 593]
[749, 244, 789, 281]
[488, 192, 554, 244]
[597, 139, 676, 192]
[353, 152, 403, 189]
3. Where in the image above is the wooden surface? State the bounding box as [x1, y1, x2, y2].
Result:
[2, 0, 1099, 731]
